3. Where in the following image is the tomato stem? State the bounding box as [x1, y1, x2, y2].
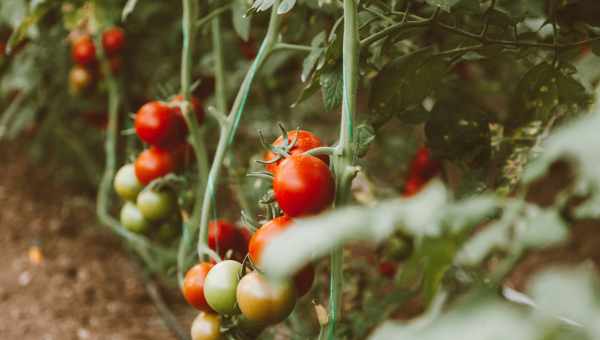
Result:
[327, 0, 360, 338]
[195, 1, 282, 260]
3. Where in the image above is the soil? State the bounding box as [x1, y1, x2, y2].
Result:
[0, 143, 192, 340]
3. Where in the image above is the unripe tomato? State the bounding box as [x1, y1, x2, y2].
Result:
[68, 65, 94, 94]
[102, 26, 125, 56]
[402, 176, 425, 197]
[134, 147, 178, 185]
[208, 220, 245, 258]
[273, 155, 334, 217]
[170, 94, 205, 126]
[183, 262, 214, 311]
[190, 312, 222, 340]
[263, 130, 328, 173]
[203, 260, 242, 315]
[120, 202, 150, 233]
[248, 216, 292, 265]
[114, 164, 143, 201]
[71, 35, 96, 65]
[407, 147, 440, 180]
[136, 188, 176, 221]
[236, 272, 296, 325]
[134, 101, 187, 148]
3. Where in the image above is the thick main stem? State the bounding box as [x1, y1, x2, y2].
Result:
[328, 0, 359, 338]
[196, 2, 282, 259]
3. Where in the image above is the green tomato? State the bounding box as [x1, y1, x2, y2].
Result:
[120, 202, 150, 233]
[203, 260, 242, 315]
[136, 188, 176, 221]
[114, 164, 143, 201]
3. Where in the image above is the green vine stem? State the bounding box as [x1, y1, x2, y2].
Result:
[327, 0, 360, 338]
[95, 35, 175, 273]
[195, 1, 282, 260]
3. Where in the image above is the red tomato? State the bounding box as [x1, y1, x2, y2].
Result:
[71, 35, 96, 65]
[273, 155, 335, 217]
[293, 264, 315, 297]
[170, 94, 205, 126]
[183, 262, 214, 311]
[134, 147, 178, 185]
[264, 130, 328, 173]
[239, 39, 257, 60]
[379, 261, 397, 279]
[402, 176, 425, 197]
[407, 147, 441, 180]
[248, 216, 314, 296]
[102, 26, 125, 56]
[134, 101, 187, 147]
[248, 216, 292, 265]
[208, 220, 246, 258]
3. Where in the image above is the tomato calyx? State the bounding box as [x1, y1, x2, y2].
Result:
[256, 124, 300, 168]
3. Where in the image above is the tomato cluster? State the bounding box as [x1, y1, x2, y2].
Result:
[68, 27, 125, 96]
[402, 146, 441, 197]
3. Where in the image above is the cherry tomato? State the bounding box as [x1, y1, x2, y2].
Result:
[203, 260, 242, 315]
[170, 94, 205, 127]
[68, 65, 94, 94]
[208, 220, 245, 258]
[402, 176, 425, 197]
[248, 216, 292, 265]
[71, 35, 96, 65]
[190, 312, 222, 340]
[236, 271, 296, 325]
[273, 155, 334, 217]
[114, 164, 143, 201]
[263, 130, 328, 173]
[102, 26, 125, 56]
[378, 261, 397, 279]
[248, 216, 314, 297]
[136, 188, 177, 221]
[407, 147, 441, 180]
[120, 202, 150, 233]
[183, 262, 214, 311]
[239, 38, 257, 60]
[293, 264, 315, 297]
[134, 147, 178, 185]
[134, 101, 187, 147]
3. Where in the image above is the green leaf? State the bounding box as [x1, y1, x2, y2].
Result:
[233, 0, 252, 41]
[301, 31, 326, 82]
[355, 123, 376, 157]
[6, 0, 54, 53]
[319, 64, 343, 111]
[369, 51, 447, 128]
